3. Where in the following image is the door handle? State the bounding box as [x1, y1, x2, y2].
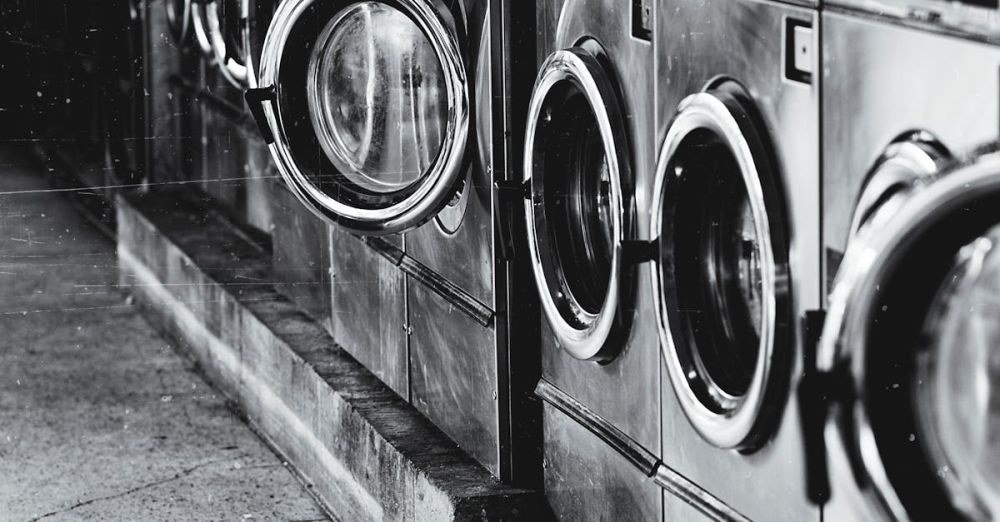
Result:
[494, 179, 530, 261]
[244, 86, 276, 144]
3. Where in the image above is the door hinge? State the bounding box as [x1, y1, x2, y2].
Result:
[622, 239, 658, 265]
[494, 179, 530, 261]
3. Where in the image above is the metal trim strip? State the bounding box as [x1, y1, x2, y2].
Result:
[362, 236, 495, 328]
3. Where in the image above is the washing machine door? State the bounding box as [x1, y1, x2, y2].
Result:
[191, 0, 217, 58]
[819, 143, 1000, 521]
[204, 0, 277, 87]
[245, 0, 468, 235]
[205, 0, 251, 86]
[649, 80, 790, 450]
[166, 0, 191, 43]
[847, 131, 951, 243]
[522, 44, 637, 362]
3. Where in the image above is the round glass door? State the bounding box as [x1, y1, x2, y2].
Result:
[191, 0, 217, 58]
[522, 44, 635, 362]
[650, 80, 790, 450]
[165, 0, 191, 43]
[252, 0, 468, 234]
[206, 0, 251, 86]
[820, 144, 1000, 521]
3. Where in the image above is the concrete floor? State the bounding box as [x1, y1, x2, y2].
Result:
[0, 148, 330, 521]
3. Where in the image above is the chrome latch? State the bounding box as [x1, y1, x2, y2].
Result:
[785, 19, 813, 84]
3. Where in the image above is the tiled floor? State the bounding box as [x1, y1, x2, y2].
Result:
[0, 148, 330, 521]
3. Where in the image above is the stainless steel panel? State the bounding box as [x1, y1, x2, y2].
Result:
[408, 279, 499, 476]
[405, 161, 494, 306]
[330, 226, 409, 399]
[406, 0, 496, 307]
[244, 139, 275, 233]
[272, 184, 333, 330]
[822, 12, 1000, 293]
[404, 0, 531, 481]
[654, 1, 820, 520]
[146, 0, 189, 185]
[824, 0, 1000, 40]
[536, 0, 660, 453]
[663, 487, 719, 522]
[198, 76, 244, 216]
[542, 402, 661, 521]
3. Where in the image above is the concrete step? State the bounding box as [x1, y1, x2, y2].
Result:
[116, 188, 548, 521]
[0, 147, 329, 521]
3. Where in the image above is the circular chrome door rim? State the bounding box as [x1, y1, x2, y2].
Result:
[523, 48, 629, 361]
[166, 0, 192, 43]
[258, 0, 469, 234]
[191, 0, 217, 58]
[849, 134, 948, 240]
[649, 91, 778, 449]
[207, 0, 250, 87]
[819, 145, 1000, 521]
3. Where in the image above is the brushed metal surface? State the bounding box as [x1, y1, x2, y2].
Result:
[825, 0, 1000, 42]
[654, 1, 820, 520]
[541, 402, 661, 521]
[405, 0, 533, 482]
[408, 279, 500, 476]
[201, 110, 243, 216]
[330, 226, 409, 400]
[243, 139, 275, 233]
[821, 13, 1000, 521]
[822, 12, 1000, 294]
[145, 0, 191, 185]
[197, 60, 245, 219]
[664, 487, 728, 522]
[271, 183, 333, 330]
[535, 0, 661, 454]
[535, 379, 659, 475]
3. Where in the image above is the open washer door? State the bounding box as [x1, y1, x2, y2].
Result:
[522, 42, 637, 363]
[818, 143, 1000, 521]
[166, 0, 192, 43]
[202, 0, 278, 87]
[650, 80, 791, 451]
[245, 0, 468, 235]
[204, 0, 251, 86]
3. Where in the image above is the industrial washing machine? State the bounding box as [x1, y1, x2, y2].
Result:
[246, 0, 538, 483]
[197, 0, 279, 233]
[516, 1, 664, 518]
[652, 0, 820, 519]
[148, 0, 202, 188]
[100, 0, 147, 195]
[184, 0, 269, 230]
[808, 5, 1000, 520]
